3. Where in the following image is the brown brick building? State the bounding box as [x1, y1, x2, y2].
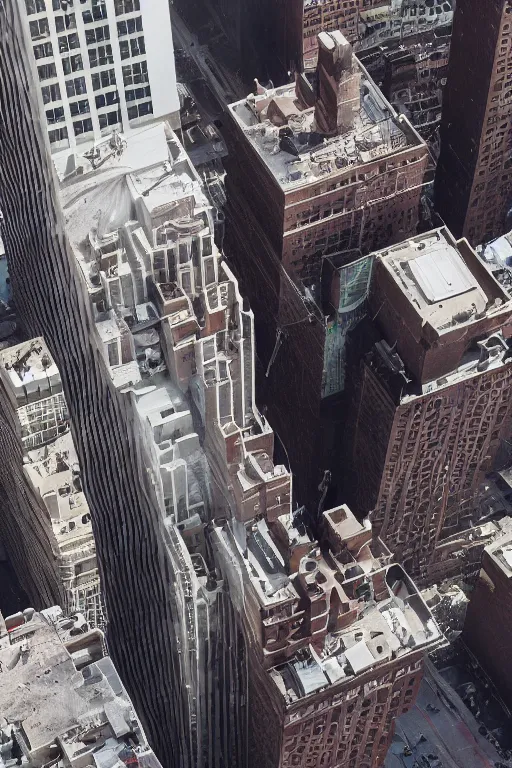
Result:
[435, 0, 512, 246]
[213, 504, 443, 768]
[463, 520, 512, 710]
[303, 0, 454, 70]
[224, 32, 428, 510]
[345, 227, 512, 584]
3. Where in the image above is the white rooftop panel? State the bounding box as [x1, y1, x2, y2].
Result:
[409, 245, 478, 303]
[344, 640, 375, 674]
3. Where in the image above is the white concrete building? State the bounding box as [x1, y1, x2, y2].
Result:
[21, 0, 180, 152]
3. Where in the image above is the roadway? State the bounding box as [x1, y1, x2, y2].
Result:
[386, 663, 510, 768]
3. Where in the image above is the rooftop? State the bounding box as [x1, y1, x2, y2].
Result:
[485, 517, 512, 577]
[378, 229, 494, 332]
[228, 44, 423, 191]
[0, 609, 156, 766]
[0, 337, 62, 406]
[270, 562, 442, 704]
[58, 122, 209, 259]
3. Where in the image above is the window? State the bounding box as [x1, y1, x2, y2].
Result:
[29, 17, 49, 39]
[41, 83, 61, 104]
[46, 106, 65, 124]
[122, 61, 148, 85]
[85, 25, 110, 45]
[25, 0, 46, 14]
[49, 126, 68, 144]
[38, 62, 57, 80]
[58, 33, 79, 53]
[91, 69, 116, 90]
[66, 76, 86, 97]
[55, 13, 76, 32]
[125, 85, 151, 102]
[130, 36, 145, 57]
[119, 36, 145, 59]
[82, 2, 107, 23]
[117, 16, 143, 36]
[88, 44, 114, 68]
[128, 101, 152, 120]
[114, 0, 140, 14]
[99, 110, 121, 129]
[70, 99, 90, 117]
[62, 54, 83, 74]
[52, 0, 71, 9]
[95, 90, 118, 108]
[33, 41, 53, 59]
[74, 118, 93, 136]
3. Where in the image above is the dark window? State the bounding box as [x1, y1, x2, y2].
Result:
[58, 33, 79, 53]
[62, 54, 83, 75]
[65, 76, 86, 98]
[85, 24, 110, 45]
[70, 99, 90, 117]
[122, 60, 148, 86]
[95, 90, 118, 108]
[74, 118, 93, 136]
[41, 83, 61, 103]
[33, 41, 53, 59]
[82, 2, 107, 23]
[114, 0, 140, 14]
[88, 44, 113, 68]
[48, 126, 68, 144]
[119, 40, 130, 60]
[130, 36, 145, 57]
[91, 68, 116, 91]
[128, 101, 153, 120]
[29, 17, 49, 39]
[99, 110, 120, 129]
[25, 0, 46, 14]
[46, 106, 65, 124]
[55, 13, 76, 32]
[38, 62, 57, 80]
[117, 16, 143, 36]
[125, 85, 151, 101]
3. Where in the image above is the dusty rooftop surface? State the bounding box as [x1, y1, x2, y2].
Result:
[0, 338, 59, 390]
[228, 58, 423, 191]
[0, 610, 158, 766]
[57, 122, 209, 256]
[379, 230, 491, 331]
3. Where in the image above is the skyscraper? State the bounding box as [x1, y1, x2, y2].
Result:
[214, 502, 442, 768]
[223, 31, 428, 509]
[21, 0, 180, 152]
[435, 0, 512, 246]
[0, 4, 198, 764]
[0, 337, 104, 628]
[345, 227, 512, 584]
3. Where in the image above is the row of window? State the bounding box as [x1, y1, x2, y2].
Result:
[44, 73, 123, 101]
[26, 0, 147, 19]
[85, 24, 110, 45]
[117, 16, 143, 36]
[82, 3, 107, 23]
[114, 0, 140, 15]
[122, 60, 148, 86]
[48, 111, 122, 144]
[55, 13, 76, 32]
[119, 36, 145, 59]
[89, 44, 114, 68]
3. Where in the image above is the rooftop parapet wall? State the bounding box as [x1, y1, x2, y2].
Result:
[213, 504, 442, 675]
[369, 227, 512, 383]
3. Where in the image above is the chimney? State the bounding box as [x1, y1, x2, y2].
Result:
[314, 31, 361, 136]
